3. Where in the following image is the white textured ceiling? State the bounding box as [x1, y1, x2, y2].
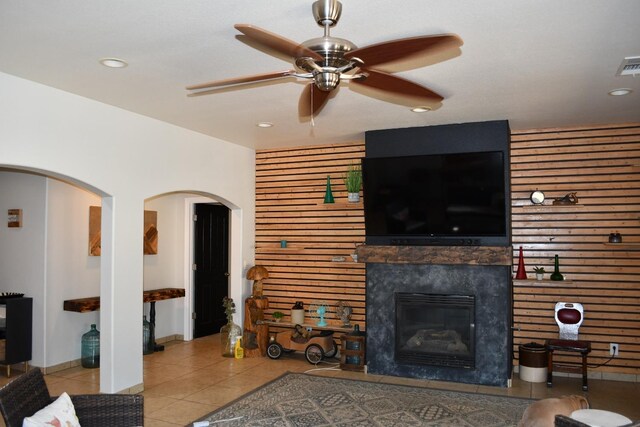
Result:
[1, 1, 639, 149]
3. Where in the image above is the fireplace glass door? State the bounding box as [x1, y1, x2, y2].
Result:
[395, 293, 475, 369]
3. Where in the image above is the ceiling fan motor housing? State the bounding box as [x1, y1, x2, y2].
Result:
[301, 36, 357, 69]
[312, 0, 342, 27]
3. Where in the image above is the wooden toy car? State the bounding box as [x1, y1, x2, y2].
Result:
[267, 325, 337, 364]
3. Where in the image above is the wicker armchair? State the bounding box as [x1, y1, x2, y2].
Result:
[0, 368, 144, 427]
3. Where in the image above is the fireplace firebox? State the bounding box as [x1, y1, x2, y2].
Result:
[395, 293, 475, 369]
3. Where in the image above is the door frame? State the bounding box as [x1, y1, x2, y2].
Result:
[183, 196, 219, 341]
[183, 195, 245, 341]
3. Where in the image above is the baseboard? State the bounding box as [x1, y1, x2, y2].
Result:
[42, 358, 81, 374]
[34, 334, 185, 374]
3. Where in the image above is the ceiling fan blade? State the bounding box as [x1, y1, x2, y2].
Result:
[345, 34, 462, 68]
[352, 68, 443, 103]
[186, 70, 296, 91]
[298, 83, 334, 118]
[235, 24, 323, 61]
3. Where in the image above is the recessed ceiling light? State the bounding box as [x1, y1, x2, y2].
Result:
[411, 106, 432, 113]
[608, 88, 632, 96]
[256, 122, 273, 128]
[99, 58, 128, 68]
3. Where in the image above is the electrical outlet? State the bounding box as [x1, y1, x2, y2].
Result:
[610, 343, 619, 356]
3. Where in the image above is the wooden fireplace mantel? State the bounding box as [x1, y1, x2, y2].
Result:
[355, 245, 512, 266]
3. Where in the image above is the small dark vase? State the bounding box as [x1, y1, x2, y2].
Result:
[550, 254, 564, 281]
[609, 232, 623, 243]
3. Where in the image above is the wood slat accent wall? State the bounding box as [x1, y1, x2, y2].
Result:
[256, 122, 640, 377]
[255, 142, 366, 330]
[511, 123, 640, 376]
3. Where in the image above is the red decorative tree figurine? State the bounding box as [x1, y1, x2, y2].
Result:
[515, 246, 528, 279]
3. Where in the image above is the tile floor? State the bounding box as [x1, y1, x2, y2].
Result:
[1, 334, 639, 426]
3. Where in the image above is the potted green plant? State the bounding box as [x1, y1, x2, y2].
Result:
[344, 163, 362, 203]
[533, 266, 545, 281]
[272, 311, 284, 322]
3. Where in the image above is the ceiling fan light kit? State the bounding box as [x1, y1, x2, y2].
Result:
[186, 0, 462, 118]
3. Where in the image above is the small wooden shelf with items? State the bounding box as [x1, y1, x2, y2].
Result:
[255, 246, 308, 255]
[315, 202, 362, 209]
[518, 204, 584, 212]
[264, 321, 354, 334]
[513, 279, 574, 284]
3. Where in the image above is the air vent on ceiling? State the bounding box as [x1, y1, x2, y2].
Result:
[616, 56, 640, 76]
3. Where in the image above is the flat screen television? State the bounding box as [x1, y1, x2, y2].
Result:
[363, 151, 508, 246]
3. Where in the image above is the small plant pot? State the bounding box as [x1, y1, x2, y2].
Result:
[347, 192, 360, 203]
[535, 273, 544, 281]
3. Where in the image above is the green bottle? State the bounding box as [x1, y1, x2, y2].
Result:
[550, 254, 564, 281]
[323, 176, 335, 203]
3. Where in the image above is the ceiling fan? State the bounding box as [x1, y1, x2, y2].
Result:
[186, 0, 463, 118]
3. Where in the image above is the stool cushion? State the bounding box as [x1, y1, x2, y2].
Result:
[546, 339, 591, 353]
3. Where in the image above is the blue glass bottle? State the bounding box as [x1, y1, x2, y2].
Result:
[143, 316, 154, 355]
[81, 324, 100, 368]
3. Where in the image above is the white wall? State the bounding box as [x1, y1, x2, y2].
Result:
[0, 71, 255, 392]
[0, 171, 47, 365]
[45, 178, 101, 366]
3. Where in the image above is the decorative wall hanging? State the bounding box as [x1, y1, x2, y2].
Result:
[7, 209, 22, 228]
[88, 206, 158, 256]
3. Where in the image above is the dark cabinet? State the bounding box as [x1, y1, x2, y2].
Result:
[0, 297, 32, 377]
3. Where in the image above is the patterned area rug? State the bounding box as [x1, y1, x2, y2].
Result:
[192, 372, 533, 427]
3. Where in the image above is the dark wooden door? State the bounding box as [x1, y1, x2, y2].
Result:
[193, 203, 229, 338]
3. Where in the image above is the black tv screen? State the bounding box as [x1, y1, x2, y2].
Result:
[363, 151, 507, 246]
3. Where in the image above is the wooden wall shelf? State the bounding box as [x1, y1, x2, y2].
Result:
[513, 279, 574, 285]
[63, 287, 185, 313]
[517, 204, 584, 211]
[316, 201, 362, 209]
[604, 242, 640, 247]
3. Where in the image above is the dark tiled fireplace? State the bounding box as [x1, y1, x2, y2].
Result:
[360, 246, 513, 387]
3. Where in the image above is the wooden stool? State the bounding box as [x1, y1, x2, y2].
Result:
[545, 339, 591, 391]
